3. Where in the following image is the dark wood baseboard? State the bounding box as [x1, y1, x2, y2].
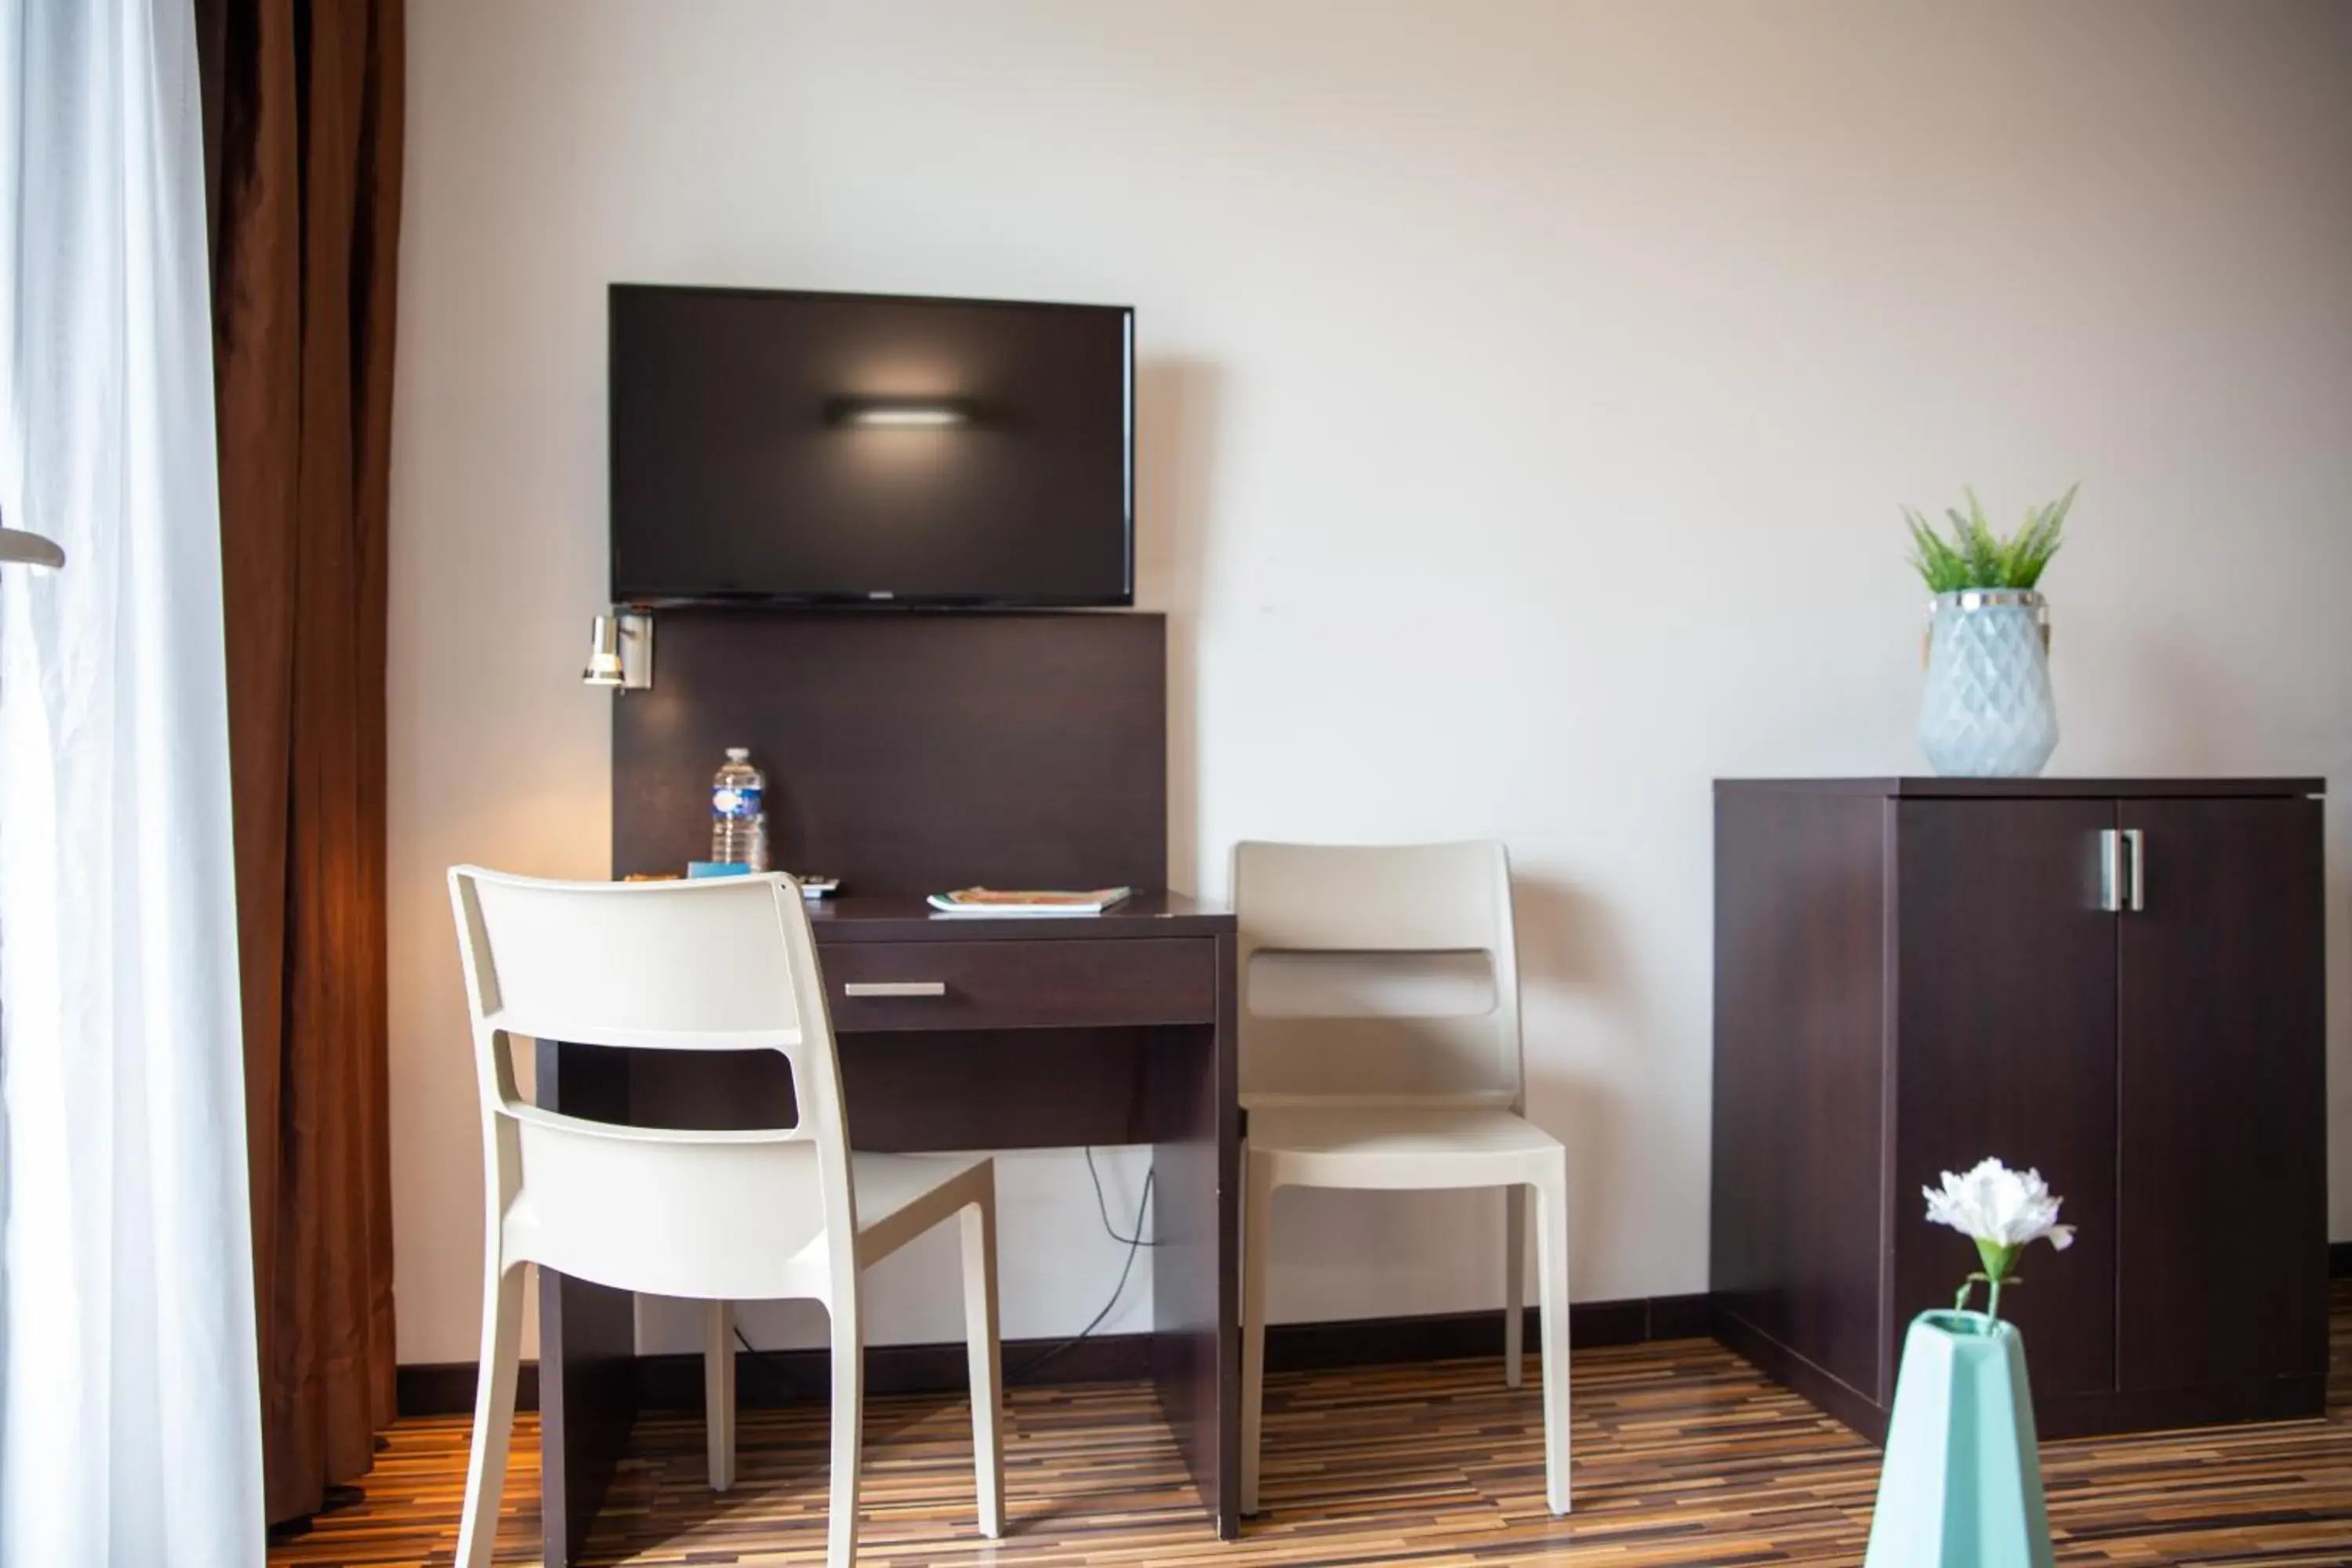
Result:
[2331, 1240, 2352, 1279]
[396, 1293, 1715, 1418]
[400, 1280, 2325, 1427]
[642, 1322, 1160, 1410]
[399, 1359, 543, 1419]
[1709, 1303, 1890, 1443]
[1258, 1294, 1711, 1376]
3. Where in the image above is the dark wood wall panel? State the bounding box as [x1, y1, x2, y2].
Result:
[613, 610, 1167, 892]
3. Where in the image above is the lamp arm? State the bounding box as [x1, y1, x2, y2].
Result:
[0, 528, 65, 570]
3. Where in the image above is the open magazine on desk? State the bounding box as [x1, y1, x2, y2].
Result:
[926, 886, 1133, 917]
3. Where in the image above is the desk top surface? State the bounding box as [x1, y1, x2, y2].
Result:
[808, 888, 1234, 943]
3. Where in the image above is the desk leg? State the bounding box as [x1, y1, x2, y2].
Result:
[1149, 933, 1240, 1538]
[535, 1041, 637, 1567]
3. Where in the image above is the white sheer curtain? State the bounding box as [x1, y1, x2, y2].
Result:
[0, 2, 265, 1563]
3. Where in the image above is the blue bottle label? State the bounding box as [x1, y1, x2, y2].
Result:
[713, 785, 763, 819]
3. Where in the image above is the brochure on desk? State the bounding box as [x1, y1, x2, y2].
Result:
[926, 886, 1133, 917]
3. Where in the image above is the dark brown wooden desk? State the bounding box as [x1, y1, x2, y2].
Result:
[534, 891, 1240, 1565]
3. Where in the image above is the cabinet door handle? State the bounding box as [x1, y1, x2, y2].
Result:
[2123, 828, 2145, 912]
[842, 980, 948, 998]
[2100, 829, 2125, 912]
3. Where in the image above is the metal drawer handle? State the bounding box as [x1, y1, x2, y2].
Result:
[842, 981, 947, 998]
[2099, 828, 2147, 914]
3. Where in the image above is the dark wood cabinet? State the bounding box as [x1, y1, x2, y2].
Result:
[1711, 779, 2327, 1443]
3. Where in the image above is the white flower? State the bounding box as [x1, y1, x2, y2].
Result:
[1922, 1158, 2076, 1253]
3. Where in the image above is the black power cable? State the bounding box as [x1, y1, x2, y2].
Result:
[1083, 1144, 1160, 1248]
[1010, 1155, 1155, 1381]
[727, 1148, 1157, 1388]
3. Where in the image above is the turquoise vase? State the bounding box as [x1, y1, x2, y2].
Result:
[1863, 1311, 2054, 1568]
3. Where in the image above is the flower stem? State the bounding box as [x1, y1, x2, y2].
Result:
[1972, 1239, 2023, 1322]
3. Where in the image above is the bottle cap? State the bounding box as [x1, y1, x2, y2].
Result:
[725, 746, 749, 760]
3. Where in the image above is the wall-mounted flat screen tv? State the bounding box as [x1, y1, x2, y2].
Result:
[610, 285, 1134, 606]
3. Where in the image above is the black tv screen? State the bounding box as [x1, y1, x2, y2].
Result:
[609, 285, 1134, 606]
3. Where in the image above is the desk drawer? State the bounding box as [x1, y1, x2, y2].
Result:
[822, 938, 1215, 1033]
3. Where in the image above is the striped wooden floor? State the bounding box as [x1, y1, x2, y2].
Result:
[274, 1286, 2352, 1566]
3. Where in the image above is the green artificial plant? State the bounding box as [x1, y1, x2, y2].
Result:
[1904, 484, 2078, 593]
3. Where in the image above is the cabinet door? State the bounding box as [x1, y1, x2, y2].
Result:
[1895, 799, 2118, 1398]
[2116, 797, 2326, 1391]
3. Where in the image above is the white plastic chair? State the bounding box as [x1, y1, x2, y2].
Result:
[447, 869, 1004, 1568]
[1234, 840, 1570, 1515]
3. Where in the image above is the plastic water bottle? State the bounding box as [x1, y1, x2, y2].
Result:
[710, 747, 769, 871]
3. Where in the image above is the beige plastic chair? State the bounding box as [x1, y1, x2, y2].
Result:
[447, 869, 1004, 1568]
[1234, 839, 1570, 1515]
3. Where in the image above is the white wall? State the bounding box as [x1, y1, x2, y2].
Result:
[390, 0, 2352, 1364]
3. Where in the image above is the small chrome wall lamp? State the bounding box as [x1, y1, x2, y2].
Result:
[583, 608, 654, 690]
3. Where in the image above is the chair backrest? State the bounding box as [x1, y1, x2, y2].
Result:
[1232, 840, 1523, 1110]
[447, 869, 856, 1301]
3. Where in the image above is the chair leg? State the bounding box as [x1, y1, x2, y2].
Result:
[1533, 1156, 1573, 1515]
[960, 1184, 1005, 1539]
[455, 1255, 525, 1568]
[1239, 1149, 1275, 1515]
[827, 1288, 866, 1568]
[705, 1300, 737, 1492]
[1504, 1184, 1526, 1389]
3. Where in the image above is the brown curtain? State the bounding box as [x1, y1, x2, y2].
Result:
[200, 0, 406, 1526]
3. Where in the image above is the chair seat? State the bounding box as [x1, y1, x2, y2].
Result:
[1247, 1105, 1563, 1191]
[851, 1152, 993, 1264]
